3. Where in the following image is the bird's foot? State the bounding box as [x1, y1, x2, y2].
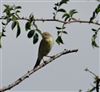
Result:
[45, 55, 54, 58]
[44, 61, 48, 64]
[43, 59, 48, 64]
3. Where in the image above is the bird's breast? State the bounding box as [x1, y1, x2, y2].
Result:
[45, 37, 54, 46]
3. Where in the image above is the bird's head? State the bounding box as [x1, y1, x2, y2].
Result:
[42, 32, 52, 39]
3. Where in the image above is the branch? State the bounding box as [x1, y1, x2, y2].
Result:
[34, 18, 100, 26]
[85, 68, 100, 92]
[0, 17, 100, 26]
[0, 49, 78, 92]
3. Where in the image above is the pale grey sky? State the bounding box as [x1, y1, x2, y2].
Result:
[0, 0, 99, 92]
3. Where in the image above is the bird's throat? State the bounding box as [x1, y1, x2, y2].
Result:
[46, 37, 54, 45]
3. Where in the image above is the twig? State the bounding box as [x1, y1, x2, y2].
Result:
[0, 49, 78, 92]
[0, 17, 100, 26]
[85, 68, 100, 92]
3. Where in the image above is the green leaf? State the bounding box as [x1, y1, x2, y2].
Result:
[57, 31, 67, 35]
[15, 6, 22, 9]
[3, 5, 13, 13]
[55, 3, 59, 6]
[2, 32, 6, 37]
[57, 31, 61, 35]
[29, 14, 34, 22]
[92, 34, 97, 39]
[56, 27, 62, 30]
[89, 4, 100, 22]
[95, 4, 100, 14]
[3, 16, 8, 19]
[62, 13, 69, 18]
[2, 29, 6, 36]
[56, 36, 64, 45]
[53, 7, 57, 11]
[62, 31, 67, 34]
[2, 28, 6, 32]
[16, 24, 21, 37]
[91, 29, 99, 48]
[2, 22, 6, 25]
[11, 21, 17, 30]
[27, 30, 35, 38]
[89, 12, 95, 22]
[65, 16, 70, 21]
[33, 33, 39, 44]
[57, 9, 66, 12]
[4, 4, 9, 8]
[60, 0, 69, 6]
[16, 10, 20, 13]
[92, 28, 97, 32]
[69, 9, 78, 17]
[91, 40, 99, 48]
[7, 18, 11, 24]
[12, 15, 18, 20]
[61, 0, 69, 3]
[25, 22, 31, 31]
[62, 13, 70, 21]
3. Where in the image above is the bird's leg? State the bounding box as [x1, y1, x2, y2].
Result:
[45, 55, 54, 58]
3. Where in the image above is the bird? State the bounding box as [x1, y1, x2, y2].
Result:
[33, 32, 54, 69]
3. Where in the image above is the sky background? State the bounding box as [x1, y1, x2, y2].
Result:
[0, 0, 99, 92]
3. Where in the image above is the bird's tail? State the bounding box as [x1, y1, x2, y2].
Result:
[33, 58, 41, 69]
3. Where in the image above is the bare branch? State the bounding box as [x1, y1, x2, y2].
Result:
[85, 68, 100, 92]
[0, 49, 78, 92]
[0, 17, 100, 26]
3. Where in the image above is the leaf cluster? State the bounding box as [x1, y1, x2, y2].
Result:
[85, 68, 100, 92]
[89, 4, 100, 23]
[1, 1, 100, 48]
[62, 9, 77, 21]
[56, 24, 67, 45]
[2, 4, 22, 37]
[25, 14, 42, 44]
[53, 0, 78, 45]
[91, 28, 99, 48]
[53, 0, 69, 19]
[55, 8, 77, 45]
[2, 5, 42, 45]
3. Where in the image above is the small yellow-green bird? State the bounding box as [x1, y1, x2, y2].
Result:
[34, 32, 54, 69]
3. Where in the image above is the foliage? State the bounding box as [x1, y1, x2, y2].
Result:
[91, 28, 100, 48]
[85, 68, 100, 92]
[0, 0, 100, 91]
[2, 5, 42, 47]
[0, 0, 100, 48]
[89, 4, 100, 23]
[53, 0, 78, 45]
[2, 4, 22, 37]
